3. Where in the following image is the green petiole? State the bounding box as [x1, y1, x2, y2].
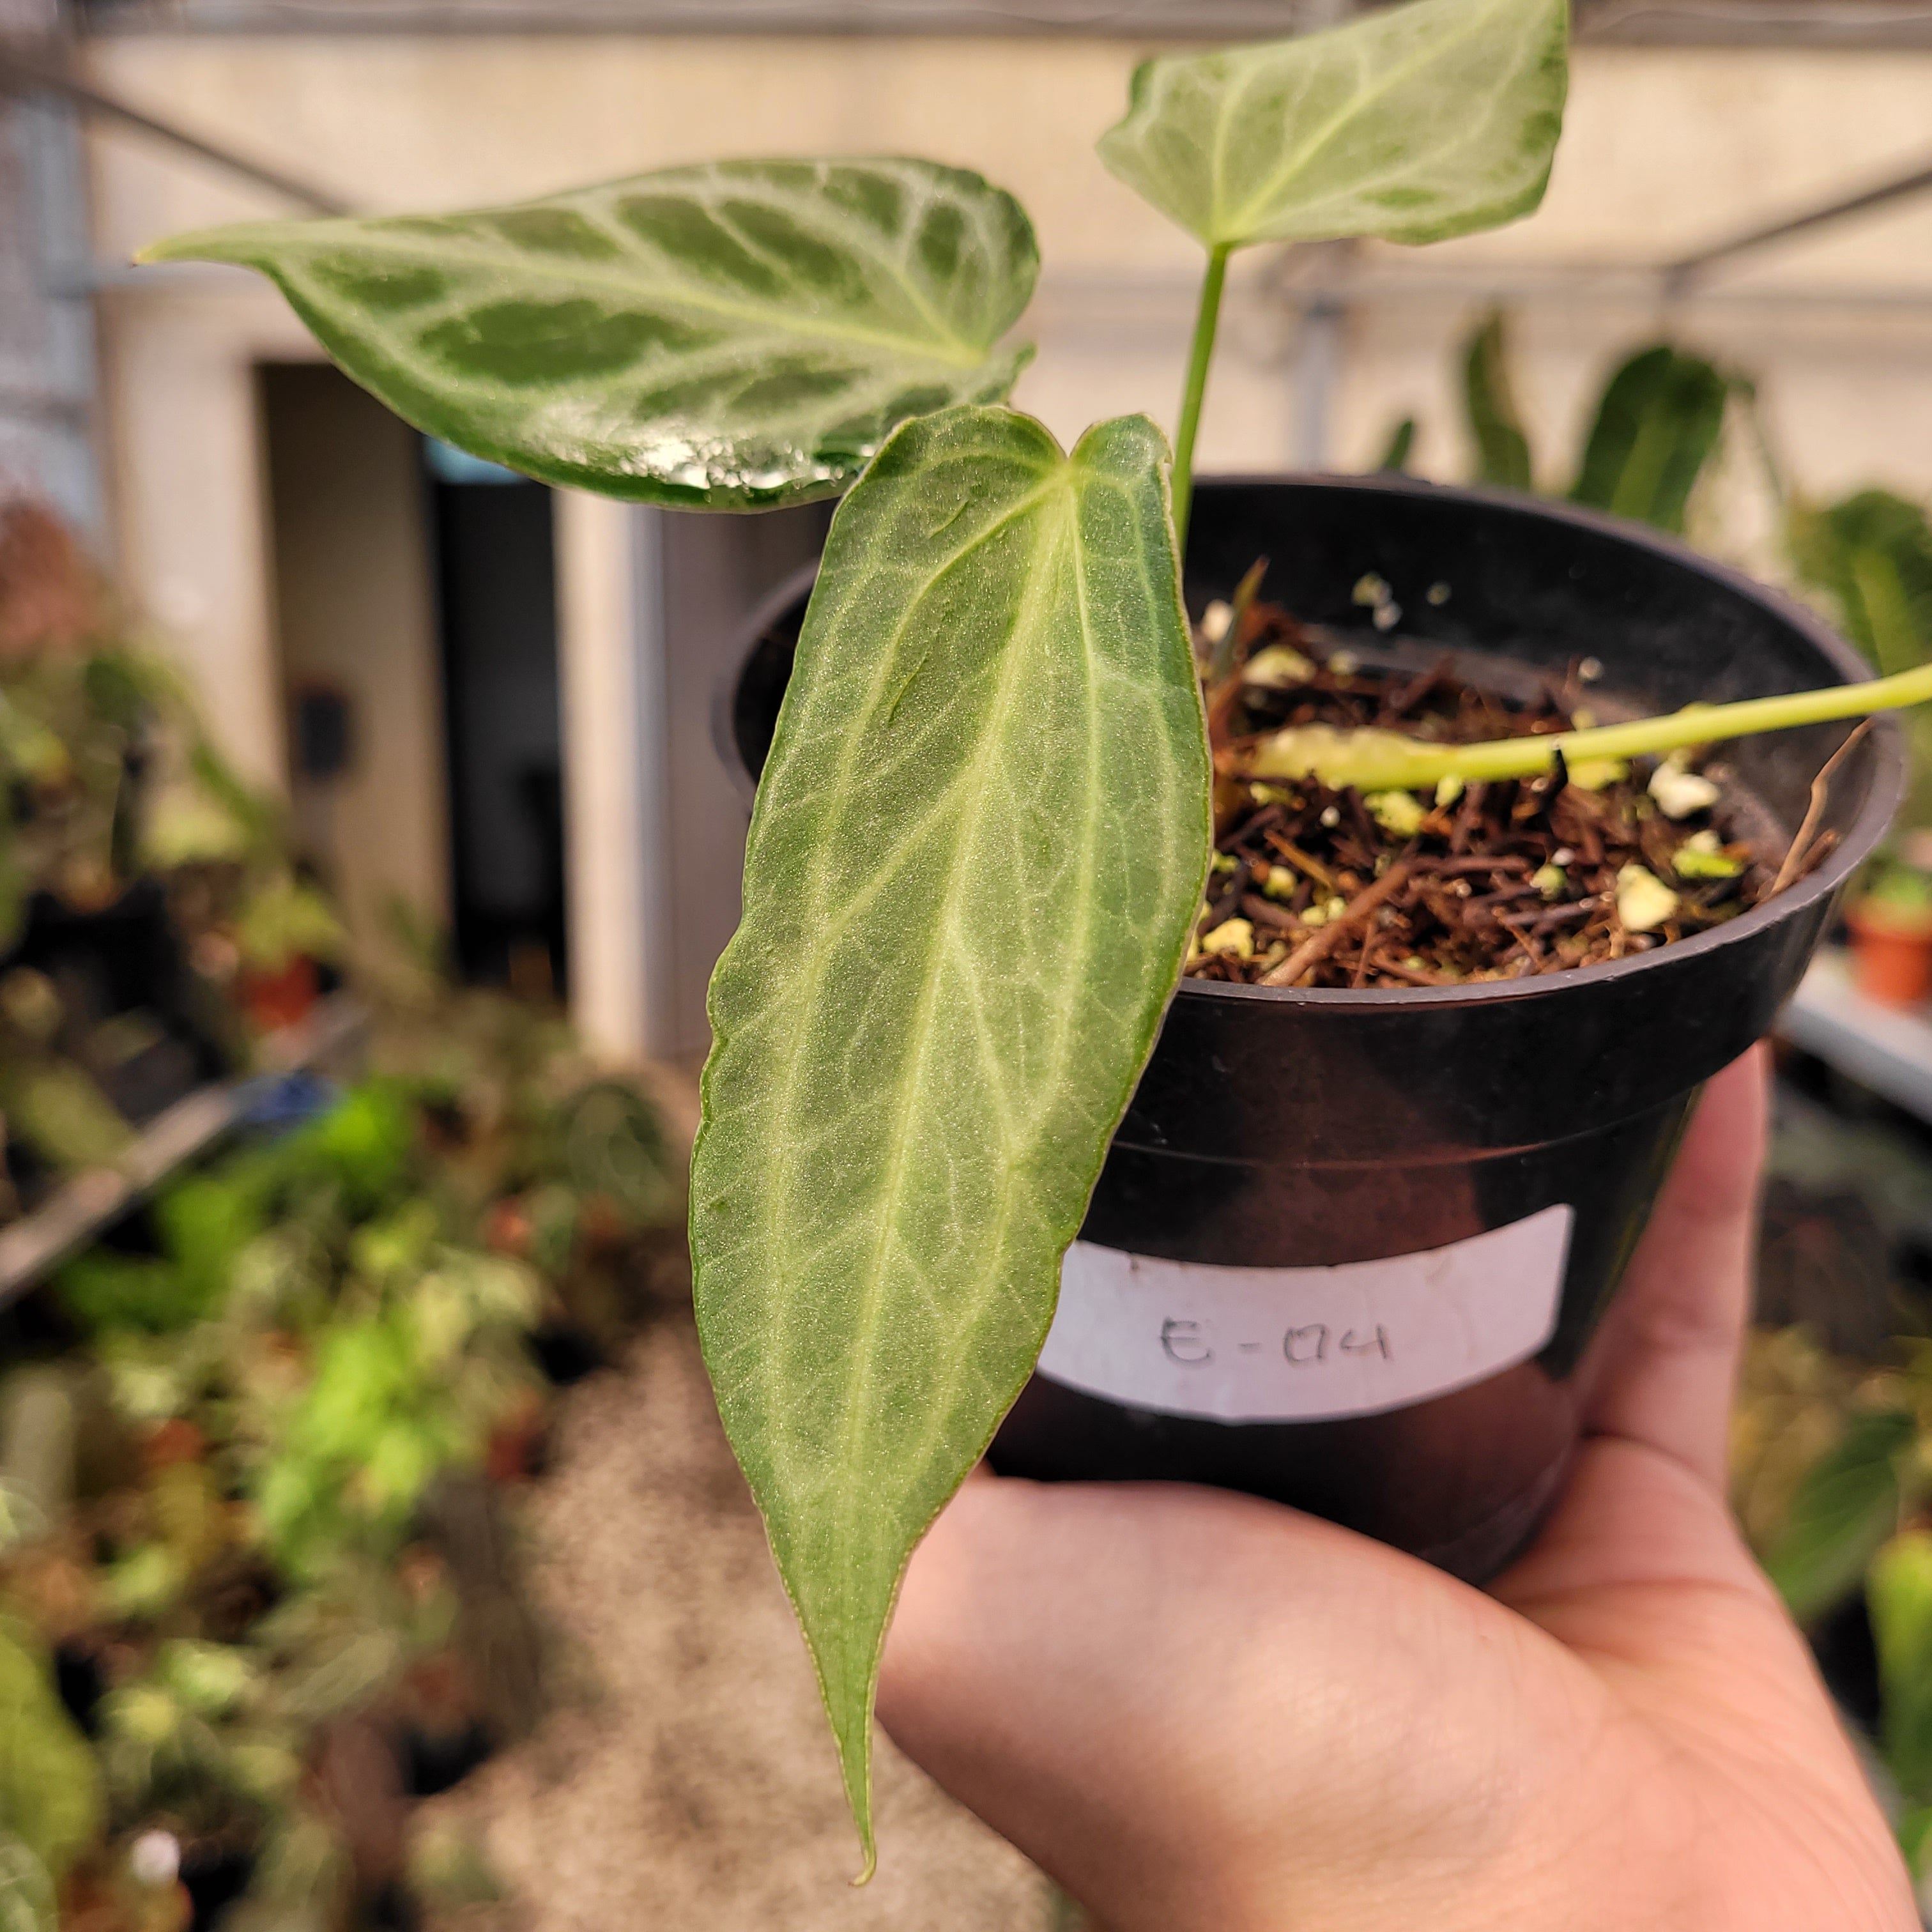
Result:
[1242, 659, 1932, 792]
[1170, 244, 1230, 554]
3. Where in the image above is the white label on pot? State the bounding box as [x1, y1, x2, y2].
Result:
[1035, 1205, 1573, 1424]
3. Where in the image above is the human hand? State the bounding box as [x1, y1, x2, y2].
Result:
[877, 1048, 1918, 1931]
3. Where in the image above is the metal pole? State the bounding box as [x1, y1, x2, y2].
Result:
[1292, 295, 1344, 471]
[14, 85, 102, 532]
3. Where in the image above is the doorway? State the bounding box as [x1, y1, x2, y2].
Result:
[425, 440, 567, 997]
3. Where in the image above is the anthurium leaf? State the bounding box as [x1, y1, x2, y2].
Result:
[1568, 344, 1728, 535]
[1763, 1406, 1919, 1626]
[691, 404, 1209, 1867]
[1462, 309, 1533, 491]
[141, 159, 1038, 508]
[1096, 0, 1567, 252]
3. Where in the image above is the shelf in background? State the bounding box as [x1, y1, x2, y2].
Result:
[0, 993, 369, 1310]
[1780, 949, 1932, 1126]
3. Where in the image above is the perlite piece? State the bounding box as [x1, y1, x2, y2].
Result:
[1648, 753, 1722, 820]
[1241, 643, 1317, 687]
[1199, 917, 1256, 960]
[1615, 862, 1680, 933]
[1365, 790, 1425, 837]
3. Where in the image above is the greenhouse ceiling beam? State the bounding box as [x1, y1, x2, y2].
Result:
[1664, 154, 1932, 290]
[1262, 259, 1932, 314]
[0, 35, 353, 212]
[57, 0, 1932, 38]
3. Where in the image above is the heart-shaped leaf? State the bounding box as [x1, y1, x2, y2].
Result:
[691, 404, 1209, 1867]
[142, 159, 1038, 508]
[1097, 0, 1568, 251]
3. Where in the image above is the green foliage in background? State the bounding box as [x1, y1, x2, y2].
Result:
[1735, 1334, 1932, 1876]
[1462, 310, 1533, 491]
[1791, 490, 1932, 681]
[1, 978, 677, 1920]
[1790, 488, 1932, 832]
[1568, 344, 1731, 536]
[1873, 1533, 1932, 1858]
[1760, 1405, 1922, 1624]
[1403, 316, 1734, 537]
[0, 1616, 103, 1922]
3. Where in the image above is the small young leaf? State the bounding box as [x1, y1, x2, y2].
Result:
[1462, 310, 1533, 491]
[1097, 0, 1567, 252]
[1569, 344, 1728, 535]
[1763, 1406, 1919, 1627]
[143, 159, 1038, 509]
[691, 404, 1210, 1867]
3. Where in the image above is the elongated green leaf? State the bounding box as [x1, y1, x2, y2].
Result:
[691, 404, 1209, 1867]
[1763, 1406, 1919, 1626]
[1097, 0, 1567, 251]
[1569, 344, 1728, 535]
[142, 159, 1038, 508]
[1462, 309, 1533, 491]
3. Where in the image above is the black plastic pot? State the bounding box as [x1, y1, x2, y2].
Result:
[722, 475, 1906, 1581]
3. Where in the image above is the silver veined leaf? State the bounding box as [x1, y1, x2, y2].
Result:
[1097, 0, 1568, 252]
[691, 404, 1210, 1867]
[142, 158, 1038, 509]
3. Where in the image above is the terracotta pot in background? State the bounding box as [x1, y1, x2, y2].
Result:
[1847, 900, 1932, 1009]
[239, 954, 319, 1034]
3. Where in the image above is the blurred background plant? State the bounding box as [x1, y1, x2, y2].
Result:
[0, 1000, 680, 1931]
[0, 498, 347, 1229]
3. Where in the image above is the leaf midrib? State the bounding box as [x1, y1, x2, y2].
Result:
[266, 225, 993, 370]
[750, 459, 1063, 1489]
[1213, 0, 1538, 243]
[822, 483, 1071, 1471]
[891, 467, 1110, 1492]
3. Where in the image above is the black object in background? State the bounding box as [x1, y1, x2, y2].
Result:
[425, 445, 568, 994]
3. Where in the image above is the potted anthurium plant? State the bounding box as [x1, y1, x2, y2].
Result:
[144, 0, 1932, 1867]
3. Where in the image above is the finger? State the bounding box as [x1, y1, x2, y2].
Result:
[1580, 1045, 1769, 1492]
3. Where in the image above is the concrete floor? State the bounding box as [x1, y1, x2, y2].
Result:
[432, 1307, 1051, 1930]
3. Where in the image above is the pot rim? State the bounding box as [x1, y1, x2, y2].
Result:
[721, 471, 1910, 1011]
[1172, 471, 1906, 1013]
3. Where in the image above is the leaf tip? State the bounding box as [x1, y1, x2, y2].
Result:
[134, 226, 251, 270]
